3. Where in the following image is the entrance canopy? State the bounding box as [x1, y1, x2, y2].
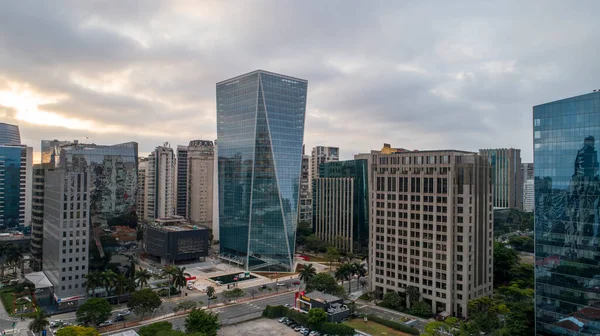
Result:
[25, 271, 53, 289]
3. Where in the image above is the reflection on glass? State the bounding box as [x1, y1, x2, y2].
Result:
[217, 70, 307, 272]
[535, 92, 600, 335]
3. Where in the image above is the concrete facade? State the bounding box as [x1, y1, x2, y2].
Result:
[144, 145, 176, 220]
[369, 150, 493, 318]
[298, 155, 312, 224]
[186, 140, 214, 229]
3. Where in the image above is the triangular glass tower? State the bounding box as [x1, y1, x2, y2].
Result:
[217, 70, 307, 272]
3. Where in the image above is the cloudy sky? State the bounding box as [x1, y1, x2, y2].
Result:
[1, 0, 598, 162]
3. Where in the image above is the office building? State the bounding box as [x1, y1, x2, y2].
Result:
[186, 140, 214, 228]
[299, 155, 312, 224]
[0, 144, 32, 230]
[0, 122, 21, 145]
[43, 169, 90, 308]
[217, 70, 307, 272]
[137, 158, 148, 220]
[213, 140, 219, 241]
[313, 159, 369, 253]
[479, 148, 523, 209]
[534, 91, 600, 335]
[523, 179, 534, 213]
[41, 140, 71, 166]
[369, 150, 493, 318]
[142, 216, 209, 264]
[31, 163, 53, 271]
[176, 145, 188, 218]
[144, 144, 175, 221]
[522, 162, 534, 181]
[309, 146, 339, 190]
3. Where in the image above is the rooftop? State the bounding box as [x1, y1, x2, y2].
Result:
[304, 290, 342, 303]
[217, 69, 308, 85]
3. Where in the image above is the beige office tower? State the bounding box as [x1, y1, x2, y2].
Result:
[137, 158, 148, 220]
[186, 140, 214, 229]
[369, 150, 493, 318]
[478, 148, 522, 210]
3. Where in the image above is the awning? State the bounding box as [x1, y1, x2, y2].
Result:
[24, 272, 53, 289]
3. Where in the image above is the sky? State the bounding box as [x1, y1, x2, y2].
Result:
[1, 1, 599, 163]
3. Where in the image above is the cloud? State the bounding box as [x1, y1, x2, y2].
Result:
[0, 0, 599, 162]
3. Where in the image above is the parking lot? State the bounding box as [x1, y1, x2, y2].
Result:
[220, 318, 298, 336]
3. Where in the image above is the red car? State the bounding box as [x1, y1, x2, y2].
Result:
[293, 281, 301, 285]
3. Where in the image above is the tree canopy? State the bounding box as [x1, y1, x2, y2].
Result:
[185, 308, 219, 336]
[305, 272, 345, 297]
[56, 326, 101, 336]
[76, 298, 112, 326]
[308, 308, 327, 326]
[128, 288, 162, 319]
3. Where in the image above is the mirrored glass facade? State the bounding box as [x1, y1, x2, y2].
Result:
[217, 70, 307, 272]
[0, 146, 24, 229]
[0, 122, 21, 145]
[534, 91, 600, 335]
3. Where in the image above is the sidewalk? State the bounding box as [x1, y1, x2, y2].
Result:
[0, 294, 32, 335]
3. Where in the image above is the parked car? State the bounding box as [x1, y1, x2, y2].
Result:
[260, 285, 267, 289]
[279, 317, 288, 323]
[284, 303, 291, 307]
[276, 282, 285, 286]
[98, 320, 113, 327]
[114, 316, 125, 322]
[117, 310, 131, 316]
[294, 326, 303, 331]
[301, 329, 311, 335]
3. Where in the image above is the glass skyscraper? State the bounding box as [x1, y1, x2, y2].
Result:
[534, 91, 600, 335]
[216, 70, 307, 272]
[0, 122, 21, 145]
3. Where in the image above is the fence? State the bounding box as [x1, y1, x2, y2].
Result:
[220, 311, 263, 326]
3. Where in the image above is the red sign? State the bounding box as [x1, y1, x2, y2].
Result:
[185, 276, 197, 281]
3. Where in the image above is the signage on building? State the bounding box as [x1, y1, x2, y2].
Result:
[301, 295, 310, 301]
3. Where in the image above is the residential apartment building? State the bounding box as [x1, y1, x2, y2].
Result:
[176, 145, 188, 217]
[0, 144, 32, 229]
[522, 179, 534, 213]
[43, 169, 90, 309]
[137, 158, 148, 220]
[299, 154, 312, 224]
[186, 140, 214, 228]
[30, 163, 53, 271]
[313, 159, 368, 253]
[217, 70, 307, 272]
[479, 148, 522, 209]
[144, 144, 175, 221]
[534, 91, 600, 335]
[369, 150, 493, 318]
[521, 162, 534, 181]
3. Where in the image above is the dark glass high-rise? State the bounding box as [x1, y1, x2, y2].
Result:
[216, 70, 307, 272]
[534, 91, 600, 335]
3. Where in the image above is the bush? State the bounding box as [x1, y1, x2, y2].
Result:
[286, 309, 309, 326]
[262, 305, 289, 318]
[316, 322, 355, 336]
[364, 314, 420, 335]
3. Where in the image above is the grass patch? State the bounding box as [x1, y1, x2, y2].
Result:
[0, 291, 14, 314]
[345, 318, 412, 336]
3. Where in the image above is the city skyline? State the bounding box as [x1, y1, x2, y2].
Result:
[2, 2, 599, 163]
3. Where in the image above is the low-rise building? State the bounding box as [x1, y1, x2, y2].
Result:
[142, 216, 209, 264]
[296, 290, 350, 322]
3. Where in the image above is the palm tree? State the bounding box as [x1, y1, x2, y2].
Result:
[335, 263, 352, 292]
[135, 268, 152, 289]
[206, 286, 215, 308]
[102, 270, 117, 297]
[162, 266, 176, 299]
[0, 244, 8, 278]
[172, 266, 191, 294]
[84, 271, 102, 296]
[299, 264, 317, 284]
[6, 247, 23, 276]
[405, 285, 421, 309]
[29, 310, 49, 333]
[352, 262, 367, 292]
[114, 274, 130, 304]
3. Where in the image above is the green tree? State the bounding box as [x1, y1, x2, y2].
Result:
[467, 296, 509, 333]
[5, 246, 23, 276]
[223, 287, 245, 302]
[139, 322, 173, 336]
[308, 308, 328, 326]
[114, 273, 132, 304]
[135, 268, 152, 289]
[423, 317, 464, 336]
[128, 288, 162, 320]
[296, 221, 313, 246]
[326, 246, 340, 269]
[299, 263, 317, 283]
[335, 263, 352, 293]
[28, 310, 50, 333]
[351, 262, 367, 291]
[56, 326, 101, 336]
[382, 291, 405, 311]
[508, 235, 534, 253]
[405, 285, 420, 309]
[185, 308, 219, 336]
[409, 300, 432, 318]
[305, 272, 345, 297]
[206, 286, 216, 307]
[76, 298, 112, 326]
[101, 270, 117, 297]
[509, 263, 534, 288]
[494, 242, 520, 287]
[171, 266, 191, 294]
